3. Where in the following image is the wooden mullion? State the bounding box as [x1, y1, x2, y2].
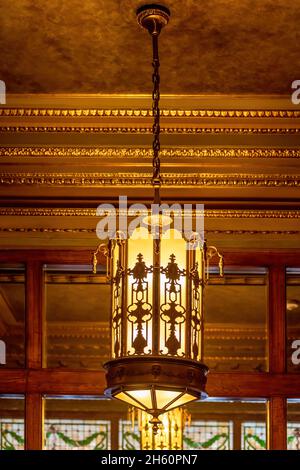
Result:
[26, 261, 43, 369]
[232, 418, 242, 450]
[268, 266, 286, 373]
[267, 397, 287, 450]
[268, 265, 287, 449]
[25, 393, 44, 450]
[110, 418, 119, 450]
[25, 261, 44, 449]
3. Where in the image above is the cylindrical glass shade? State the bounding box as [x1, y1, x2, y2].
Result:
[110, 227, 205, 361]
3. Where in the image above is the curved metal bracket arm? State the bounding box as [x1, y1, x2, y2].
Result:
[206, 246, 224, 281]
[92, 242, 111, 280]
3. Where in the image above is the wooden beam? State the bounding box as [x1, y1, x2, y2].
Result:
[0, 370, 300, 397]
[0, 249, 300, 267]
[268, 397, 287, 450]
[25, 393, 44, 450]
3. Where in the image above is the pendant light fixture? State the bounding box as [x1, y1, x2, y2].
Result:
[93, 4, 223, 434]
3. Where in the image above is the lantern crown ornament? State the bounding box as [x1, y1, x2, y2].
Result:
[93, 4, 224, 434]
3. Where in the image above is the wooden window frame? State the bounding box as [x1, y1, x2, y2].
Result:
[1, 249, 300, 450]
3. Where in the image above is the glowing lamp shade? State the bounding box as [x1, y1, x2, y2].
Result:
[114, 388, 199, 414]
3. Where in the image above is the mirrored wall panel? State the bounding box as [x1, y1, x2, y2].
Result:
[0, 265, 25, 368]
[286, 269, 300, 372]
[287, 399, 300, 450]
[204, 268, 268, 372]
[44, 265, 110, 369]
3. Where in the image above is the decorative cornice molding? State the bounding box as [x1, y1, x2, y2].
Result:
[1, 108, 300, 118]
[0, 207, 299, 218]
[0, 227, 299, 236]
[1, 172, 300, 187]
[1, 147, 300, 159]
[0, 126, 299, 134]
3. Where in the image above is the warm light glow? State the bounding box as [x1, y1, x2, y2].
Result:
[131, 407, 190, 450]
[114, 386, 199, 417]
[160, 229, 187, 356]
[155, 390, 182, 410]
[115, 392, 147, 411]
[165, 392, 198, 410]
[129, 390, 153, 409]
[127, 227, 153, 355]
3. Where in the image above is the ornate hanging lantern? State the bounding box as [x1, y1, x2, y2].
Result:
[93, 4, 223, 433]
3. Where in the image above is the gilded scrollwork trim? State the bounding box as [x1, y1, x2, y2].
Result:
[0, 208, 300, 218]
[1, 172, 300, 187]
[1, 108, 300, 118]
[0, 227, 299, 235]
[1, 147, 300, 159]
[0, 126, 299, 134]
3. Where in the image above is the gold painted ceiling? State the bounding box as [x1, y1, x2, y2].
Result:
[0, 1, 300, 250]
[1, 0, 300, 94]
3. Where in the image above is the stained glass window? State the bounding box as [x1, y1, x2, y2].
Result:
[44, 420, 110, 450]
[0, 396, 24, 450]
[287, 423, 300, 450]
[119, 420, 140, 450]
[183, 421, 233, 450]
[242, 422, 266, 450]
[0, 420, 24, 450]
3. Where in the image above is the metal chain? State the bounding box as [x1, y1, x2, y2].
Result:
[151, 33, 161, 191]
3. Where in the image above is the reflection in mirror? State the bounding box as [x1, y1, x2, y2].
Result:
[204, 268, 268, 372]
[287, 399, 300, 450]
[0, 265, 25, 368]
[286, 269, 300, 372]
[44, 265, 110, 369]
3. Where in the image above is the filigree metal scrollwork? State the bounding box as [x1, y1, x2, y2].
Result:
[190, 262, 202, 360]
[112, 259, 123, 357]
[160, 254, 186, 356]
[127, 253, 153, 355]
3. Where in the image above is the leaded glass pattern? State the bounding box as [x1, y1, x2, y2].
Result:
[183, 420, 233, 450]
[242, 422, 266, 450]
[119, 420, 140, 450]
[0, 420, 24, 450]
[44, 419, 110, 450]
[287, 423, 300, 450]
